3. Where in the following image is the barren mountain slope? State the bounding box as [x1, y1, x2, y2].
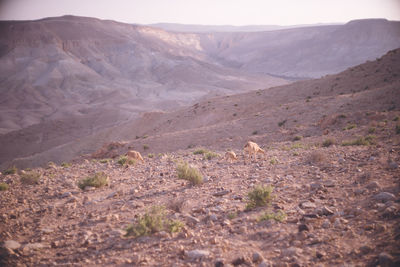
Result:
[198, 19, 400, 78]
[2, 49, 398, 170]
[0, 15, 286, 134]
[106, 49, 400, 157]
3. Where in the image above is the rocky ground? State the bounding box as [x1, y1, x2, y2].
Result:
[1, 120, 399, 266]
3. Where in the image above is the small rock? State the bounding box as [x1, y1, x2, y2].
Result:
[298, 224, 310, 232]
[185, 214, 200, 226]
[66, 196, 78, 203]
[333, 218, 342, 228]
[186, 249, 210, 260]
[388, 161, 398, 169]
[23, 242, 45, 251]
[379, 252, 394, 267]
[300, 202, 317, 209]
[374, 192, 396, 203]
[60, 192, 72, 198]
[310, 183, 323, 190]
[215, 259, 224, 267]
[359, 245, 372, 255]
[232, 256, 248, 266]
[382, 205, 398, 218]
[106, 191, 118, 199]
[366, 181, 380, 190]
[209, 214, 218, 222]
[252, 251, 263, 263]
[321, 219, 331, 229]
[324, 180, 335, 187]
[258, 261, 272, 267]
[3, 240, 21, 250]
[41, 228, 54, 234]
[281, 247, 302, 257]
[213, 190, 229, 197]
[316, 206, 334, 216]
[316, 250, 325, 259]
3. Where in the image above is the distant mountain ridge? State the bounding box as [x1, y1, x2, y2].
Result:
[148, 22, 342, 33]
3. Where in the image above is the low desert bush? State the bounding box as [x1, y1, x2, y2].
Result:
[368, 127, 376, 134]
[204, 151, 219, 160]
[117, 156, 135, 166]
[147, 153, 154, 158]
[176, 162, 203, 185]
[61, 162, 71, 168]
[322, 138, 335, 147]
[78, 172, 109, 190]
[278, 120, 287, 127]
[258, 210, 287, 222]
[0, 182, 9, 191]
[396, 125, 400, 134]
[99, 158, 111, 163]
[20, 171, 41, 185]
[246, 185, 273, 210]
[342, 135, 375, 146]
[4, 166, 17, 175]
[293, 135, 303, 141]
[125, 206, 184, 238]
[193, 148, 207, 155]
[309, 151, 326, 164]
[143, 144, 149, 150]
[343, 124, 357, 130]
[269, 157, 278, 165]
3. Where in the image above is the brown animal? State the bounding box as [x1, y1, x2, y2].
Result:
[244, 141, 265, 159]
[126, 150, 144, 162]
[225, 150, 237, 163]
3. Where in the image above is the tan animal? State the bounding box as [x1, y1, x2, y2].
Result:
[126, 150, 144, 162]
[225, 150, 237, 163]
[244, 141, 265, 159]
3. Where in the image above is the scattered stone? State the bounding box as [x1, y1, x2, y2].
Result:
[213, 190, 229, 197]
[232, 256, 248, 266]
[316, 250, 325, 259]
[252, 251, 263, 263]
[333, 218, 342, 228]
[366, 181, 380, 190]
[215, 259, 224, 267]
[382, 205, 398, 218]
[359, 245, 372, 255]
[185, 214, 200, 226]
[388, 161, 398, 169]
[3, 240, 21, 250]
[374, 192, 396, 203]
[315, 206, 334, 216]
[258, 261, 272, 267]
[41, 228, 54, 234]
[281, 247, 302, 257]
[60, 192, 72, 198]
[209, 214, 218, 222]
[186, 249, 210, 260]
[321, 219, 331, 229]
[310, 183, 323, 190]
[298, 224, 310, 232]
[379, 252, 394, 267]
[300, 201, 317, 209]
[23, 242, 46, 251]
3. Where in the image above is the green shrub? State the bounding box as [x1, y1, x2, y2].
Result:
[396, 124, 400, 134]
[20, 172, 41, 185]
[147, 153, 154, 158]
[143, 144, 149, 150]
[269, 157, 278, 165]
[343, 124, 357, 130]
[290, 143, 305, 150]
[342, 135, 375, 146]
[393, 116, 399, 122]
[4, 166, 17, 175]
[117, 156, 135, 166]
[99, 158, 111, 163]
[293, 136, 302, 141]
[204, 151, 219, 160]
[246, 185, 273, 210]
[227, 211, 238, 220]
[61, 162, 71, 168]
[193, 148, 207, 155]
[252, 130, 258, 135]
[176, 162, 203, 185]
[258, 210, 287, 222]
[322, 138, 335, 147]
[125, 206, 184, 238]
[368, 127, 376, 134]
[142, 135, 148, 139]
[78, 172, 109, 190]
[0, 182, 9, 191]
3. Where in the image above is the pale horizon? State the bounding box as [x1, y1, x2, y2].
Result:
[0, 0, 399, 26]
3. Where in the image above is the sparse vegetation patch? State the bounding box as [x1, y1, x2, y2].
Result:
[246, 185, 273, 210]
[322, 138, 335, 147]
[342, 135, 376, 146]
[117, 155, 135, 166]
[176, 162, 203, 185]
[258, 210, 287, 222]
[125, 206, 184, 238]
[4, 166, 17, 175]
[0, 182, 9, 191]
[78, 172, 109, 190]
[343, 123, 357, 130]
[20, 171, 41, 185]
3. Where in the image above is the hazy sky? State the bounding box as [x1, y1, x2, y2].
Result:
[0, 0, 399, 25]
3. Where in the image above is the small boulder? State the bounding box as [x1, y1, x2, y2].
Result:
[3, 240, 21, 250]
[374, 192, 396, 203]
[186, 249, 210, 260]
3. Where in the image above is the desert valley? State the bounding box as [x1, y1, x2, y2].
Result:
[0, 15, 399, 266]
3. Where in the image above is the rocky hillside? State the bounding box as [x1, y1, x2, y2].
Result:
[0, 109, 399, 266]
